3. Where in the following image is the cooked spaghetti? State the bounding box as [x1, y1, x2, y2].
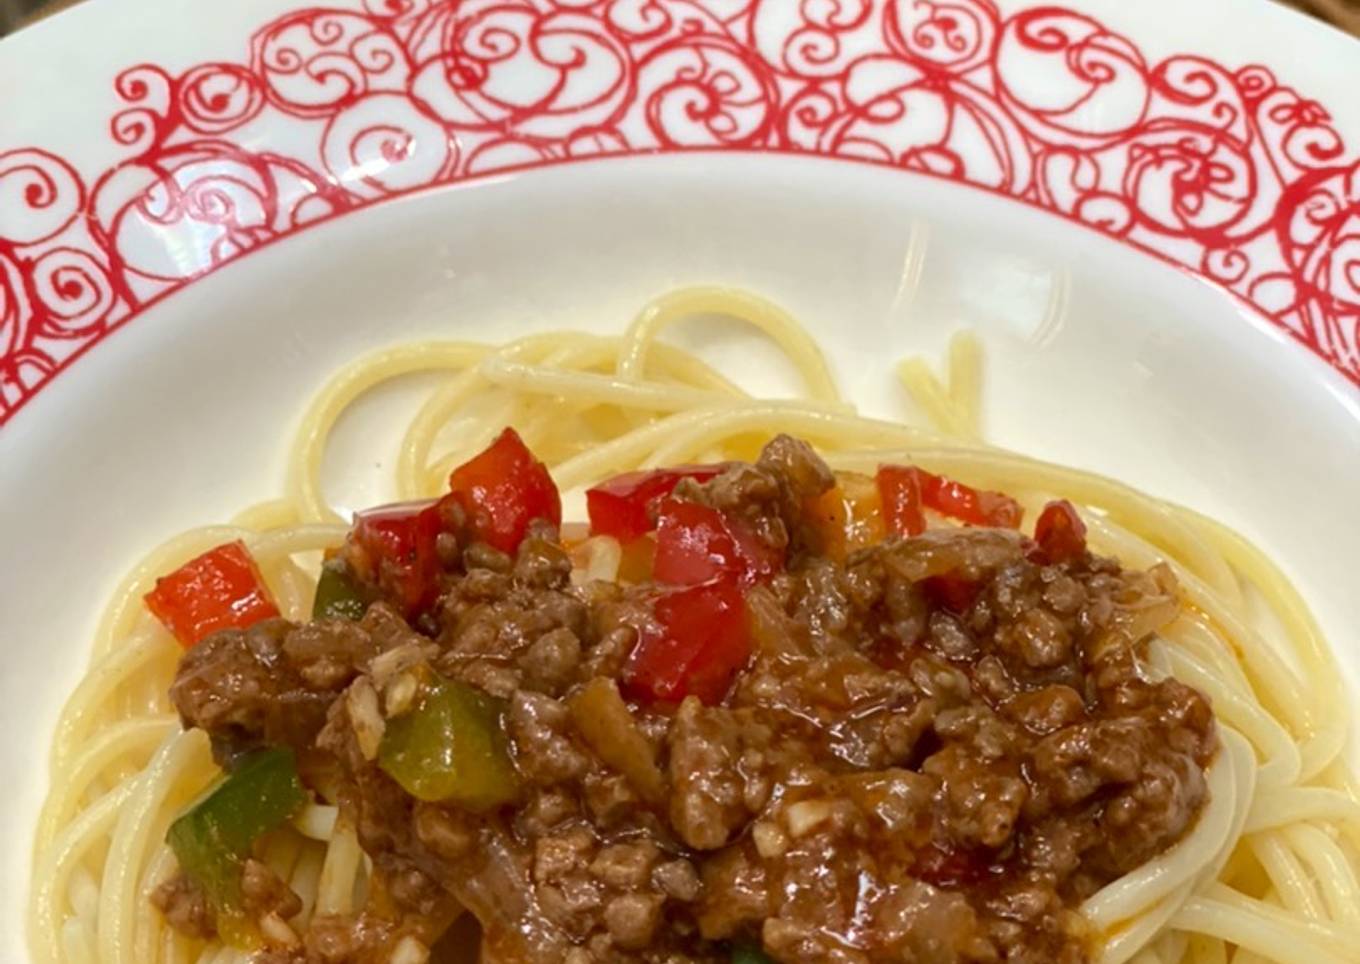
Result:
[27, 288, 1360, 964]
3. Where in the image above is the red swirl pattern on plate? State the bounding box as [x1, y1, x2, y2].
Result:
[1, 0, 1357, 423]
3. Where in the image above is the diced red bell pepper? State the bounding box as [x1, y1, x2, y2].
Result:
[448, 428, 561, 555]
[145, 541, 279, 648]
[622, 580, 750, 705]
[1031, 499, 1087, 564]
[919, 470, 1023, 528]
[351, 499, 445, 617]
[876, 465, 926, 537]
[923, 572, 980, 613]
[652, 498, 780, 587]
[878, 464, 1023, 532]
[586, 463, 730, 542]
[914, 843, 992, 888]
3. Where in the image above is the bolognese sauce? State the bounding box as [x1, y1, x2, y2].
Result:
[150, 431, 1217, 963]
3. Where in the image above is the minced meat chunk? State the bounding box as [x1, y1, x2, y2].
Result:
[159, 435, 1216, 964]
[151, 872, 215, 940]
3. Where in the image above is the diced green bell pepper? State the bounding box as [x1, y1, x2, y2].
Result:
[166, 747, 306, 944]
[312, 559, 369, 621]
[378, 674, 519, 811]
[730, 941, 775, 964]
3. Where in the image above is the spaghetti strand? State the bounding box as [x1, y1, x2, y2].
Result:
[28, 288, 1359, 964]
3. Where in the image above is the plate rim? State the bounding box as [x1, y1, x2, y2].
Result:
[1, 0, 1359, 428]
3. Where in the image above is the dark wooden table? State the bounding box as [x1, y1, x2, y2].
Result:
[1, 0, 79, 33]
[1281, 0, 1360, 32]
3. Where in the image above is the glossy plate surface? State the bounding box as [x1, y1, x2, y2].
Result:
[1, 0, 1359, 957]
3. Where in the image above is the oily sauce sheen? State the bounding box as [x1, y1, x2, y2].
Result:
[156, 436, 1217, 963]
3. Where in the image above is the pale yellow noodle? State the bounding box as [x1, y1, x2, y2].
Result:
[98, 731, 216, 964]
[1153, 642, 1299, 791]
[946, 330, 983, 437]
[1250, 834, 1326, 920]
[289, 846, 327, 926]
[1280, 825, 1360, 924]
[480, 356, 744, 413]
[1190, 934, 1230, 963]
[36, 716, 177, 854]
[315, 818, 363, 917]
[134, 849, 178, 964]
[897, 356, 975, 438]
[288, 343, 490, 523]
[1245, 788, 1360, 834]
[396, 366, 491, 500]
[29, 287, 1359, 964]
[618, 286, 839, 401]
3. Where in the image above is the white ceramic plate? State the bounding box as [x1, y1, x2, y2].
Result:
[2, 0, 1359, 958]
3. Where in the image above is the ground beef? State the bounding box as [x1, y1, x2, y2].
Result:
[151, 872, 215, 940]
[161, 435, 1217, 963]
[677, 434, 833, 557]
[668, 699, 763, 851]
[169, 615, 378, 764]
[240, 858, 303, 920]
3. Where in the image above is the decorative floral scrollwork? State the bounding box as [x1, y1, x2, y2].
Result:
[0, 0, 1355, 426]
